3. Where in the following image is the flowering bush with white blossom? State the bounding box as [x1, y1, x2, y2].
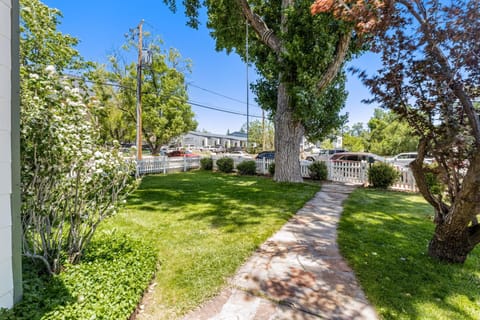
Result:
[21, 66, 137, 274]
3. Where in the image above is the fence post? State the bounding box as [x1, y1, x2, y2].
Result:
[184, 155, 187, 172]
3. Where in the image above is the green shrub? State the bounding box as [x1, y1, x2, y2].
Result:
[308, 161, 328, 180]
[424, 164, 444, 195]
[200, 157, 213, 170]
[0, 231, 157, 320]
[236, 160, 257, 175]
[368, 162, 400, 189]
[268, 162, 275, 176]
[216, 157, 234, 173]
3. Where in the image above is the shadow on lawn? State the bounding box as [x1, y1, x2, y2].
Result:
[340, 189, 480, 319]
[126, 172, 316, 232]
[0, 260, 75, 320]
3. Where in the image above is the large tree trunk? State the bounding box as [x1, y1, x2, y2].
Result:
[273, 82, 304, 183]
[428, 224, 474, 263]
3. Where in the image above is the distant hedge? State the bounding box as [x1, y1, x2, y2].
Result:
[216, 157, 234, 173]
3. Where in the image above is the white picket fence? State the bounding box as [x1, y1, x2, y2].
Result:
[324, 160, 418, 192]
[135, 156, 419, 192]
[136, 156, 201, 175]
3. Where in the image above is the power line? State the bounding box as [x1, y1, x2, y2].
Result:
[188, 100, 262, 119]
[188, 82, 261, 109]
[63, 74, 264, 119]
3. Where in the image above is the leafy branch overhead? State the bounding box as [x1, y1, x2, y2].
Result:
[164, 0, 359, 182]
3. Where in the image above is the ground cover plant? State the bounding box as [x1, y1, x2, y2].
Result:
[0, 232, 157, 319]
[339, 189, 480, 319]
[101, 171, 320, 318]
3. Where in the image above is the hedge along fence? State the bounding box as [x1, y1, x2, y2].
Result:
[137, 154, 419, 192]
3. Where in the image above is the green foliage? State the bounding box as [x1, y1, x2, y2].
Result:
[241, 120, 274, 150]
[90, 33, 197, 152]
[424, 165, 444, 196]
[268, 162, 275, 176]
[367, 109, 418, 156]
[368, 162, 400, 189]
[236, 160, 257, 175]
[339, 189, 480, 319]
[0, 232, 157, 319]
[103, 172, 320, 316]
[342, 133, 366, 152]
[200, 157, 213, 170]
[20, 0, 88, 71]
[248, 0, 354, 142]
[21, 67, 137, 274]
[216, 157, 234, 173]
[308, 161, 328, 180]
[163, 0, 358, 182]
[20, 0, 136, 274]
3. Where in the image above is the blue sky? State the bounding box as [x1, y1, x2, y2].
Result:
[42, 0, 379, 134]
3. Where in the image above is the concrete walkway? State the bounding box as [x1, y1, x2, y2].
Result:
[183, 182, 378, 320]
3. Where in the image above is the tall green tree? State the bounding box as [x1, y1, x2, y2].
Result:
[367, 109, 418, 156]
[90, 34, 197, 154]
[241, 119, 275, 150]
[163, 0, 357, 182]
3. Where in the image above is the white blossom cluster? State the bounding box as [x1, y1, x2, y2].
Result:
[20, 65, 137, 273]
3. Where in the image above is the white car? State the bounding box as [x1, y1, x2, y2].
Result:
[226, 151, 253, 160]
[386, 152, 434, 167]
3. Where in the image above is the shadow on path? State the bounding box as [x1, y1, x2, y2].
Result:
[183, 182, 378, 320]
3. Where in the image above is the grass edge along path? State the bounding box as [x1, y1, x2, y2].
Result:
[102, 171, 321, 319]
[338, 188, 480, 320]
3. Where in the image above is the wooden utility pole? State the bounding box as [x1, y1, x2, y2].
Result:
[136, 20, 144, 161]
[262, 109, 266, 150]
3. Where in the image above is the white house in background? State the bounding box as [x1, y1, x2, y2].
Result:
[181, 131, 247, 149]
[0, 0, 22, 309]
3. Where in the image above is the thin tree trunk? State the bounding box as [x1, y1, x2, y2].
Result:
[273, 82, 304, 183]
[419, 151, 480, 263]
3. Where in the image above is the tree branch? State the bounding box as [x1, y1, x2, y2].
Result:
[397, 0, 480, 147]
[316, 32, 351, 93]
[236, 0, 282, 54]
[409, 138, 449, 220]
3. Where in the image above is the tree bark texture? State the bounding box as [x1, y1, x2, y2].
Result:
[412, 144, 480, 263]
[273, 82, 304, 183]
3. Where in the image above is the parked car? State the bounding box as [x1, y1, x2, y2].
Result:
[167, 150, 200, 157]
[227, 151, 253, 160]
[255, 151, 275, 160]
[306, 149, 347, 162]
[386, 152, 435, 167]
[330, 152, 384, 163]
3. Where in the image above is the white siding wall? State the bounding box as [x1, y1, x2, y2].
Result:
[0, 0, 14, 309]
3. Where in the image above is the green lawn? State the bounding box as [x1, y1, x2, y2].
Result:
[339, 188, 480, 320]
[101, 171, 320, 318]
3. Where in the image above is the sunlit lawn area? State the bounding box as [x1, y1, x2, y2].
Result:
[339, 189, 480, 319]
[100, 170, 320, 318]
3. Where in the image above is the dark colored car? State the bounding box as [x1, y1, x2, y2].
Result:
[330, 152, 384, 163]
[167, 150, 199, 157]
[255, 151, 275, 160]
